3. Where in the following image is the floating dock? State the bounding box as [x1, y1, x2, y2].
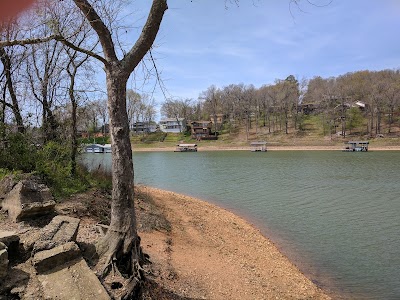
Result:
[343, 141, 369, 152]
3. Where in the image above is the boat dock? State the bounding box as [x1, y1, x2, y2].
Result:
[84, 144, 112, 153]
[343, 141, 369, 152]
[174, 144, 198, 152]
[250, 141, 267, 152]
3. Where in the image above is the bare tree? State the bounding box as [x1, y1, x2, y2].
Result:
[257, 84, 274, 132]
[0, 46, 25, 133]
[200, 85, 222, 134]
[381, 70, 400, 134]
[25, 38, 65, 141]
[0, 23, 26, 133]
[64, 1, 168, 297]
[273, 75, 299, 134]
[1, 2, 167, 294]
[126, 89, 141, 131]
[65, 51, 91, 175]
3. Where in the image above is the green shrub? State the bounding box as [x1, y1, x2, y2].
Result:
[35, 141, 89, 198]
[0, 133, 38, 172]
[0, 132, 114, 199]
[89, 164, 112, 192]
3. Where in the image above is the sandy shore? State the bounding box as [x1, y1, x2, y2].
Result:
[1, 184, 332, 299]
[139, 186, 331, 299]
[133, 145, 400, 152]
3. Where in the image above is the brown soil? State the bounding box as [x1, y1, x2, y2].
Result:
[1, 186, 331, 299]
[137, 186, 330, 300]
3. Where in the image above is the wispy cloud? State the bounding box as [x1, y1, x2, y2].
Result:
[141, 0, 400, 101]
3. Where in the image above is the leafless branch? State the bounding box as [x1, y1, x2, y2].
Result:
[56, 35, 107, 64]
[73, 0, 118, 62]
[0, 35, 58, 47]
[149, 48, 168, 101]
[122, 0, 167, 75]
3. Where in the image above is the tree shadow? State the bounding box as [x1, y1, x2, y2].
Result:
[77, 241, 99, 267]
[20, 212, 56, 228]
[0, 268, 30, 298]
[142, 279, 204, 300]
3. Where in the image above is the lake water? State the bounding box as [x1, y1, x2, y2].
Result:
[83, 151, 400, 299]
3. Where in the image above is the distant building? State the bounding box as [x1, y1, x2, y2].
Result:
[131, 122, 157, 134]
[159, 118, 186, 133]
[190, 121, 214, 140]
[353, 101, 367, 111]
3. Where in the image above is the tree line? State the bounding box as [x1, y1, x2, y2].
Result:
[161, 70, 400, 139]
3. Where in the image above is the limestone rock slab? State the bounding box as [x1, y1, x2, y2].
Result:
[32, 242, 81, 274]
[33, 215, 80, 254]
[38, 258, 110, 300]
[2, 179, 56, 222]
[0, 231, 20, 256]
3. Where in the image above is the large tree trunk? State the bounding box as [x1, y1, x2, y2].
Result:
[68, 0, 167, 297]
[96, 66, 146, 298]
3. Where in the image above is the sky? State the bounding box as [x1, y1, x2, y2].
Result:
[126, 0, 400, 106]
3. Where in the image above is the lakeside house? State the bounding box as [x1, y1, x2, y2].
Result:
[159, 118, 186, 133]
[131, 122, 157, 134]
[190, 121, 216, 140]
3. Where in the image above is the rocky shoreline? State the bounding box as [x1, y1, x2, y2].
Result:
[1, 176, 332, 299]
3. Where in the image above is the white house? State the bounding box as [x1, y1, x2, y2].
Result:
[159, 118, 186, 133]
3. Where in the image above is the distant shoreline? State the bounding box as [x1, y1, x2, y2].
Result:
[132, 145, 400, 152]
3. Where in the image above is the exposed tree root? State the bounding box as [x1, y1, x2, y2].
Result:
[97, 229, 150, 299]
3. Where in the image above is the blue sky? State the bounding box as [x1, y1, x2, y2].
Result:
[127, 0, 400, 103]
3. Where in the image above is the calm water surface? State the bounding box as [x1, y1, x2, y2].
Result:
[84, 151, 400, 299]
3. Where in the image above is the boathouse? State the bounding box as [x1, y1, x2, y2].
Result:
[343, 141, 369, 152]
[85, 144, 112, 153]
[250, 141, 267, 152]
[174, 144, 198, 152]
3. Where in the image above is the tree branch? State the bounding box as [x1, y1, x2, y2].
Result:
[0, 35, 58, 47]
[55, 35, 107, 64]
[73, 0, 118, 62]
[122, 0, 168, 75]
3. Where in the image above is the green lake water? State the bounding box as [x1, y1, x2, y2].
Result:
[84, 151, 400, 299]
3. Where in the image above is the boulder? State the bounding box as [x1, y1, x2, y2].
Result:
[33, 215, 80, 254]
[2, 179, 56, 222]
[0, 242, 8, 279]
[0, 175, 17, 209]
[32, 242, 82, 274]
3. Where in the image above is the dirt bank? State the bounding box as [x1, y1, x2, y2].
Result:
[1, 185, 331, 299]
[139, 186, 331, 299]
